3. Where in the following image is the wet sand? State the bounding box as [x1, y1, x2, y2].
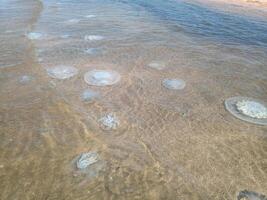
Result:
[0, 0, 267, 199]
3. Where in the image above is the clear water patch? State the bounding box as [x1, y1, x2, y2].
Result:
[162, 79, 186, 90]
[84, 70, 121, 86]
[47, 65, 78, 80]
[225, 97, 267, 125]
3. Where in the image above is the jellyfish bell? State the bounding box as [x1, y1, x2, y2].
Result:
[19, 75, 33, 84]
[85, 15, 96, 18]
[84, 48, 102, 55]
[81, 89, 100, 102]
[225, 97, 267, 125]
[162, 79, 186, 90]
[99, 113, 120, 131]
[84, 70, 121, 86]
[147, 61, 166, 70]
[76, 152, 99, 170]
[47, 65, 78, 80]
[65, 19, 80, 24]
[84, 35, 104, 41]
[27, 32, 43, 40]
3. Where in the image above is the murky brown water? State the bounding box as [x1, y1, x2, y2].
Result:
[0, 0, 267, 199]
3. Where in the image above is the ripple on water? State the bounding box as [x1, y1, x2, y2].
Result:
[162, 79, 186, 90]
[99, 113, 120, 131]
[225, 97, 267, 126]
[84, 48, 103, 55]
[47, 65, 78, 80]
[84, 70, 121, 86]
[85, 15, 96, 18]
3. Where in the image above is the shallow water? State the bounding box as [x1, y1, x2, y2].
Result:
[0, 0, 267, 199]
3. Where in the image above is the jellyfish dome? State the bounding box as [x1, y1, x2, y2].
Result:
[99, 113, 119, 131]
[84, 35, 104, 41]
[147, 61, 166, 70]
[76, 152, 99, 170]
[84, 70, 121, 86]
[81, 89, 100, 102]
[225, 97, 267, 125]
[162, 79, 186, 90]
[27, 32, 43, 40]
[47, 65, 78, 80]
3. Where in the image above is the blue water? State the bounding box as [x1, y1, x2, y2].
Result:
[116, 0, 267, 47]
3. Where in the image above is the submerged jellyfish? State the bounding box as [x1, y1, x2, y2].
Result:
[76, 152, 99, 170]
[237, 190, 267, 200]
[84, 35, 104, 41]
[81, 89, 100, 102]
[47, 65, 78, 80]
[84, 70, 121, 86]
[84, 48, 102, 55]
[65, 19, 80, 24]
[147, 61, 166, 70]
[19, 75, 33, 84]
[27, 32, 43, 40]
[99, 113, 119, 131]
[162, 79, 186, 90]
[225, 97, 267, 125]
[85, 15, 96, 18]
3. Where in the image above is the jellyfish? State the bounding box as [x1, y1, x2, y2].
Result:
[65, 19, 80, 24]
[19, 75, 33, 84]
[76, 152, 99, 170]
[162, 79, 186, 90]
[84, 35, 104, 41]
[84, 70, 121, 86]
[47, 65, 78, 80]
[147, 61, 166, 70]
[84, 48, 102, 55]
[85, 15, 96, 18]
[237, 190, 267, 200]
[99, 113, 119, 131]
[225, 97, 267, 125]
[81, 89, 100, 102]
[27, 32, 43, 40]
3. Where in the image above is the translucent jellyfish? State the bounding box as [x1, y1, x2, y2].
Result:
[47, 65, 78, 80]
[84, 70, 121, 86]
[65, 19, 80, 24]
[237, 190, 267, 200]
[81, 89, 100, 102]
[162, 79, 186, 90]
[84, 48, 102, 55]
[147, 61, 166, 70]
[76, 152, 99, 170]
[27, 32, 43, 40]
[85, 15, 96, 18]
[99, 113, 119, 131]
[225, 97, 267, 125]
[19, 75, 33, 84]
[60, 34, 70, 39]
[84, 35, 104, 41]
